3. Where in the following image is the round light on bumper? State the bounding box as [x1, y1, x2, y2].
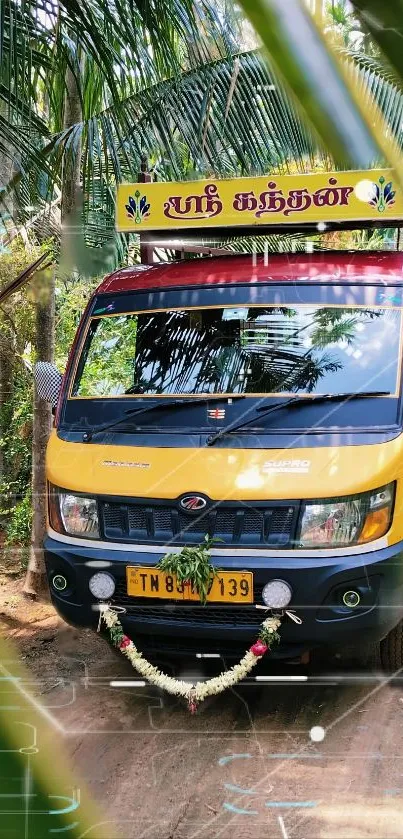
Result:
[89, 572, 116, 600]
[342, 590, 361, 608]
[52, 574, 68, 592]
[262, 579, 292, 609]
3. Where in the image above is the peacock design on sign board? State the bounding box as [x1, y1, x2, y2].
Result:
[125, 190, 151, 223]
[368, 176, 396, 213]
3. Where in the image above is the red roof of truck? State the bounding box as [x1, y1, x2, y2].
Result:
[97, 251, 403, 295]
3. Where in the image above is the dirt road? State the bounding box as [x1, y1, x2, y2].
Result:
[2, 578, 403, 839]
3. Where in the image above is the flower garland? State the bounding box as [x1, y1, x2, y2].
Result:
[101, 606, 282, 713]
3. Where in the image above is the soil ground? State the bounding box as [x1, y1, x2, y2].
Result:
[2, 574, 403, 839]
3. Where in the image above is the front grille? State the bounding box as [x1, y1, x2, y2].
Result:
[101, 498, 299, 547]
[120, 605, 263, 628]
[112, 579, 265, 629]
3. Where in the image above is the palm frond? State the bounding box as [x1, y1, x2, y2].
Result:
[4, 9, 403, 265]
[58, 46, 403, 197]
[350, 2, 403, 90]
[237, 0, 381, 168]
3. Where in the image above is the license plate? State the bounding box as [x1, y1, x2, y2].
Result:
[126, 567, 253, 603]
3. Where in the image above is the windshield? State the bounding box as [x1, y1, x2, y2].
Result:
[71, 303, 402, 399]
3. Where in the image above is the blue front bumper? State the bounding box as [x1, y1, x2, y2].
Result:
[44, 536, 403, 658]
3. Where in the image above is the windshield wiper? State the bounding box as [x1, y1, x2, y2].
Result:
[206, 391, 390, 446]
[82, 395, 245, 442]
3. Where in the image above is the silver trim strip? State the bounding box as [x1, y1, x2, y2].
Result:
[47, 527, 389, 558]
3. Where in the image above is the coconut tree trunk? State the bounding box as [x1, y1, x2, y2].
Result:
[61, 63, 83, 220]
[0, 102, 18, 485]
[0, 328, 14, 484]
[23, 269, 55, 596]
[24, 59, 83, 597]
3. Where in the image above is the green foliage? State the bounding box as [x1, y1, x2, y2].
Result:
[5, 492, 32, 550]
[0, 0, 232, 254]
[0, 239, 45, 381]
[325, 1, 365, 49]
[2, 0, 403, 253]
[236, 0, 403, 190]
[0, 239, 46, 551]
[308, 307, 381, 348]
[0, 241, 111, 549]
[0, 239, 39, 284]
[157, 536, 218, 605]
[75, 315, 138, 396]
[0, 377, 32, 480]
[0, 373, 33, 548]
[109, 623, 124, 647]
[0, 240, 41, 550]
[259, 623, 280, 647]
[55, 273, 100, 369]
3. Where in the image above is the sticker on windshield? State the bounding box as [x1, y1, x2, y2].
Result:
[93, 302, 116, 315]
[262, 459, 310, 474]
[222, 307, 249, 321]
[376, 290, 403, 306]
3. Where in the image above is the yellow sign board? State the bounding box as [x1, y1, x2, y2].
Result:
[116, 169, 402, 232]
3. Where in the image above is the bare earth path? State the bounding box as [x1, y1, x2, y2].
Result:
[2, 577, 403, 839]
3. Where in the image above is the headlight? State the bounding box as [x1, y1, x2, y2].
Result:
[50, 488, 100, 538]
[298, 483, 394, 548]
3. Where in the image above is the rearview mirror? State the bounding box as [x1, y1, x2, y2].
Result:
[34, 362, 63, 409]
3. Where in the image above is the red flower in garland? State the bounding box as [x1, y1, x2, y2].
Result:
[119, 635, 131, 649]
[250, 640, 268, 657]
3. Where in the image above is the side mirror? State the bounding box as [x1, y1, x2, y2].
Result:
[34, 362, 63, 409]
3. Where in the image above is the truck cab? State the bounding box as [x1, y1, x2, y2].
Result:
[39, 251, 403, 667]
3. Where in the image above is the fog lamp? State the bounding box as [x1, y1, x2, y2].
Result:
[52, 574, 67, 592]
[342, 590, 361, 608]
[262, 579, 292, 609]
[89, 572, 116, 600]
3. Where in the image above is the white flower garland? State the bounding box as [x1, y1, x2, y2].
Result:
[101, 606, 282, 712]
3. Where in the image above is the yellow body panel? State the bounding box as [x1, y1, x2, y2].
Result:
[46, 430, 403, 546]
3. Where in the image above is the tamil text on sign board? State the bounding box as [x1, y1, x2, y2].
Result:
[116, 170, 400, 231]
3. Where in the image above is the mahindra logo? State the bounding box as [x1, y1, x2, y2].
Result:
[180, 495, 208, 512]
